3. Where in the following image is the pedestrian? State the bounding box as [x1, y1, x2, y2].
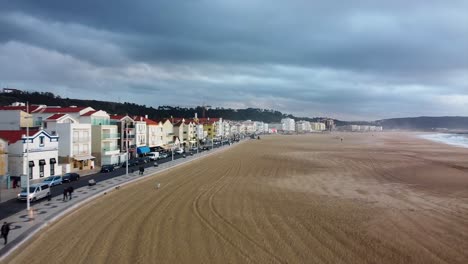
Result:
[1, 222, 11, 245]
[68, 186, 74, 200]
[139, 166, 144, 175]
[63, 187, 68, 201]
[156, 182, 161, 189]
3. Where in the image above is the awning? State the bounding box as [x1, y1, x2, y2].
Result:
[49, 158, 57, 164]
[74, 155, 96, 161]
[137, 146, 150, 154]
[39, 159, 46, 165]
[29, 161, 35, 167]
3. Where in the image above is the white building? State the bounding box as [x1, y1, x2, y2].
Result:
[43, 114, 93, 172]
[144, 118, 164, 150]
[281, 118, 295, 132]
[0, 129, 61, 180]
[295, 121, 312, 133]
[311, 122, 326, 131]
[79, 110, 122, 166]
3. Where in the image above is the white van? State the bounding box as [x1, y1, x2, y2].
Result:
[17, 183, 51, 202]
[147, 152, 160, 161]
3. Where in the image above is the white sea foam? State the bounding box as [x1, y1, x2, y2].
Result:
[419, 133, 468, 148]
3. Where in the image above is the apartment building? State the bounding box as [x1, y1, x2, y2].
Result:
[43, 114, 93, 172]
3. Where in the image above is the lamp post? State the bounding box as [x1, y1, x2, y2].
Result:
[171, 143, 174, 161]
[26, 102, 31, 211]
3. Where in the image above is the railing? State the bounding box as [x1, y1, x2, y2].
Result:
[123, 134, 135, 139]
[72, 137, 90, 143]
[102, 133, 121, 139]
[103, 146, 120, 152]
[166, 132, 174, 136]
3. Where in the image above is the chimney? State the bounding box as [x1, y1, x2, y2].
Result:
[195, 113, 198, 119]
[145, 114, 148, 119]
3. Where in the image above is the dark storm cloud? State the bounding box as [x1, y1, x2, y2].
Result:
[0, 0, 467, 120]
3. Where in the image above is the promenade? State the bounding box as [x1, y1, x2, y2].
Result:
[0, 141, 239, 260]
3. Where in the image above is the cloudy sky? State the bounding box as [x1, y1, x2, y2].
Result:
[0, 1, 467, 120]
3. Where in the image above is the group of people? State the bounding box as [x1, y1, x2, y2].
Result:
[62, 186, 74, 201]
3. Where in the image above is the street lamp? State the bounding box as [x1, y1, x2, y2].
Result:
[25, 102, 31, 211]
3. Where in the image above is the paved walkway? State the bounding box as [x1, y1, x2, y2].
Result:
[0, 143, 239, 260]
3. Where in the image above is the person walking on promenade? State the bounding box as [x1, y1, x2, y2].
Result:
[1, 222, 11, 245]
[139, 166, 144, 175]
[63, 187, 68, 201]
[68, 186, 74, 200]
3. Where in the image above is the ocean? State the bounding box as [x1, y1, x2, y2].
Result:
[419, 133, 468, 148]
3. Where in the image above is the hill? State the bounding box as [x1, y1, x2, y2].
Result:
[377, 117, 468, 131]
[0, 90, 312, 123]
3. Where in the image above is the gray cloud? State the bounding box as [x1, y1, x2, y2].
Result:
[0, 1, 467, 120]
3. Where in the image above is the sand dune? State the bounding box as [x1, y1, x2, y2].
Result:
[3, 133, 468, 263]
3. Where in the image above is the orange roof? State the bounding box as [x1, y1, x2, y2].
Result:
[143, 118, 159, 125]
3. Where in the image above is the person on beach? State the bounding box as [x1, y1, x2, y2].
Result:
[1, 222, 11, 245]
[63, 188, 68, 201]
[68, 186, 74, 200]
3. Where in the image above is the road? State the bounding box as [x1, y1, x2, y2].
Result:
[0, 146, 221, 220]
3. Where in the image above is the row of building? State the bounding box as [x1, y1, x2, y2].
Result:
[0, 103, 274, 181]
[268, 118, 330, 133]
[336, 125, 383, 132]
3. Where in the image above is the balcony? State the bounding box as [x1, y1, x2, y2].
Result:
[103, 146, 120, 155]
[73, 137, 90, 143]
[102, 133, 120, 140]
[123, 134, 135, 139]
[166, 132, 174, 136]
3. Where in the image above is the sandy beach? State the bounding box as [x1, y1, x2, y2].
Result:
[3, 132, 468, 264]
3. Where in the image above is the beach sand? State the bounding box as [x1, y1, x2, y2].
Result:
[3, 132, 468, 264]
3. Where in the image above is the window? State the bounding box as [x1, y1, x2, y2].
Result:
[83, 130, 89, 141]
[50, 164, 55, 176]
[29, 167, 33, 179]
[73, 131, 79, 142]
[42, 184, 49, 190]
[39, 136, 45, 146]
[39, 159, 45, 177]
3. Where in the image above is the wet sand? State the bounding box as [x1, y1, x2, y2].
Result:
[3, 132, 468, 263]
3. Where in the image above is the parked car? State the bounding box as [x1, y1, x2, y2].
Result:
[158, 152, 169, 159]
[62, 173, 80, 183]
[147, 152, 160, 161]
[121, 159, 138, 167]
[190, 146, 199, 152]
[100, 165, 114, 173]
[175, 148, 184, 154]
[17, 183, 50, 202]
[43, 175, 62, 187]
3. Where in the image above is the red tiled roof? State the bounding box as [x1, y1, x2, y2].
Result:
[197, 118, 220, 124]
[80, 110, 97, 116]
[40, 107, 87, 113]
[110, 115, 127, 120]
[143, 118, 159, 125]
[0, 105, 41, 113]
[0, 129, 40, 144]
[45, 113, 66, 120]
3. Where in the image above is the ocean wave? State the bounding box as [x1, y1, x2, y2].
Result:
[419, 133, 468, 148]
